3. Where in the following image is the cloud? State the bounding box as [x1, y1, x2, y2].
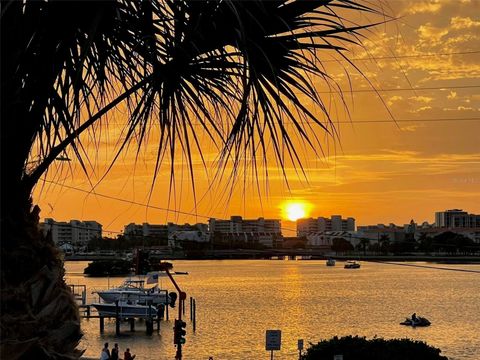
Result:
[387, 95, 403, 106]
[417, 23, 449, 44]
[451, 16, 480, 29]
[410, 106, 432, 113]
[400, 124, 425, 132]
[405, 1, 443, 15]
[409, 96, 434, 103]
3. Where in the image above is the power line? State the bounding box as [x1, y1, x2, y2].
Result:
[315, 84, 480, 94]
[318, 117, 480, 124]
[104, 116, 480, 128]
[322, 50, 480, 63]
[40, 179, 300, 233]
[369, 260, 480, 274]
[40, 179, 211, 220]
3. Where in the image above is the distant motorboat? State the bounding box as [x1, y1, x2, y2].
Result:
[344, 261, 360, 269]
[326, 259, 336, 266]
[400, 316, 431, 327]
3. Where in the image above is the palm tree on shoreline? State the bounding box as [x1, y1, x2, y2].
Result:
[1, 1, 383, 358]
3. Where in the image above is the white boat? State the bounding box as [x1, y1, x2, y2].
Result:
[95, 279, 169, 306]
[326, 259, 336, 266]
[344, 260, 360, 269]
[91, 300, 160, 318]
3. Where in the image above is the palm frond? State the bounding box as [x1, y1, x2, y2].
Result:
[4, 0, 387, 196]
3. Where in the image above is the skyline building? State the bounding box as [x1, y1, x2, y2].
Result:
[297, 215, 355, 236]
[435, 209, 480, 228]
[41, 218, 102, 245]
[208, 216, 281, 234]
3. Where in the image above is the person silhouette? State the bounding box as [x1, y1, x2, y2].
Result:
[100, 342, 110, 360]
[111, 343, 119, 360]
[124, 348, 136, 360]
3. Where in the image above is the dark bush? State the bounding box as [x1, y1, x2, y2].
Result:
[302, 336, 448, 360]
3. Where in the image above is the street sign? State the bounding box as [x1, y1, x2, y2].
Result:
[297, 339, 304, 351]
[333, 355, 344, 360]
[265, 330, 282, 351]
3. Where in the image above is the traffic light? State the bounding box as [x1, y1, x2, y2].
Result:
[173, 319, 187, 345]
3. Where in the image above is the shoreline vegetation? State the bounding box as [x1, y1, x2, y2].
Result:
[302, 336, 448, 360]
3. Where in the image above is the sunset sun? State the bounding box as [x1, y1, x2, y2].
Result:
[284, 202, 308, 221]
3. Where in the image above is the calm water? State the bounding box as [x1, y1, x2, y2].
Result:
[65, 260, 480, 360]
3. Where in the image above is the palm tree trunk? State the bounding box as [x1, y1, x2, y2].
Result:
[1, 181, 83, 359]
[1, 6, 82, 356]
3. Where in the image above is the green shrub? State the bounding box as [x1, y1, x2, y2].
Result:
[302, 336, 448, 360]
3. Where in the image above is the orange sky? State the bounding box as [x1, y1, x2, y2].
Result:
[33, 1, 480, 236]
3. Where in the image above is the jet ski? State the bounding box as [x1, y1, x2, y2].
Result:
[400, 316, 431, 327]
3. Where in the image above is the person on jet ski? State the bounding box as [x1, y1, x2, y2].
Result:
[411, 313, 418, 322]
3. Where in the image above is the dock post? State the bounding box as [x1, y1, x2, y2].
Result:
[146, 320, 153, 335]
[115, 301, 120, 336]
[146, 305, 153, 335]
[156, 307, 161, 332]
[82, 287, 86, 305]
[190, 297, 193, 320]
[193, 298, 196, 332]
[129, 318, 135, 332]
[99, 317, 104, 333]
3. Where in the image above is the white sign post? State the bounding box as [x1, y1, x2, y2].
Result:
[266, 330, 282, 360]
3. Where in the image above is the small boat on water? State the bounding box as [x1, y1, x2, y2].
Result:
[326, 259, 336, 266]
[400, 316, 431, 327]
[344, 260, 360, 269]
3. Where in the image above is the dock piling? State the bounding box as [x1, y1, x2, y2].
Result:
[192, 298, 196, 332]
[115, 301, 120, 336]
[190, 297, 193, 321]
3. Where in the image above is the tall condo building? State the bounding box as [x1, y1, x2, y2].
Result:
[209, 216, 281, 234]
[297, 215, 355, 236]
[41, 218, 102, 245]
[435, 209, 480, 228]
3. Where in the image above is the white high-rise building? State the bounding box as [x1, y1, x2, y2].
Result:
[41, 218, 102, 245]
[297, 215, 355, 236]
[435, 209, 480, 228]
[209, 216, 281, 234]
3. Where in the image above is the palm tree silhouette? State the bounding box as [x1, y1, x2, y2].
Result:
[1, 1, 383, 358]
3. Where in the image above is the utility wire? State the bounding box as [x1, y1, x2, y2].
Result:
[41, 179, 211, 220]
[40, 179, 300, 233]
[314, 84, 480, 94]
[104, 117, 480, 128]
[369, 260, 480, 274]
[310, 117, 480, 124]
[321, 50, 480, 62]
